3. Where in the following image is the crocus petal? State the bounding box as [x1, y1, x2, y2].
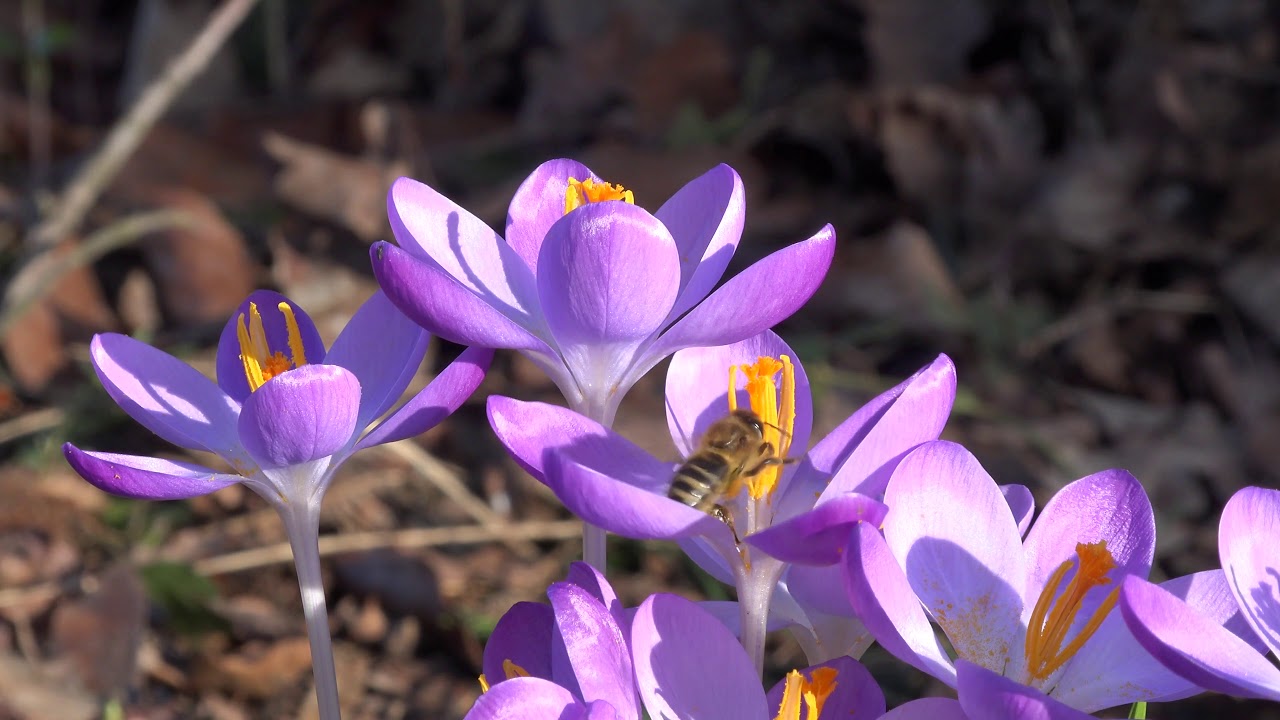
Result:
[215, 290, 327, 403]
[1001, 484, 1035, 537]
[547, 583, 637, 716]
[483, 601, 555, 685]
[544, 452, 731, 544]
[665, 330, 812, 460]
[505, 158, 599, 273]
[63, 445, 239, 500]
[324, 290, 429, 430]
[956, 660, 1096, 720]
[462, 677, 586, 720]
[1054, 570, 1264, 712]
[881, 698, 968, 720]
[1021, 469, 1154, 622]
[747, 493, 888, 566]
[1220, 485, 1280, 656]
[765, 656, 885, 719]
[845, 522, 957, 686]
[566, 561, 624, 628]
[357, 346, 493, 450]
[634, 225, 836, 384]
[883, 441, 1025, 674]
[537, 202, 681, 392]
[90, 333, 243, 458]
[1120, 575, 1280, 701]
[813, 355, 956, 504]
[238, 365, 360, 468]
[656, 164, 745, 324]
[696, 600, 794, 638]
[633, 594, 767, 720]
[372, 242, 555, 354]
[387, 176, 541, 324]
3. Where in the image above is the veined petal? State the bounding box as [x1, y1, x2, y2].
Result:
[505, 159, 599, 273]
[884, 441, 1025, 673]
[486, 396, 668, 481]
[845, 522, 958, 686]
[656, 164, 745, 324]
[215, 290, 327, 403]
[956, 660, 1096, 720]
[63, 445, 239, 500]
[881, 698, 968, 720]
[565, 562, 625, 630]
[357, 347, 492, 450]
[387, 177, 541, 325]
[788, 564, 853, 617]
[665, 330, 812, 459]
[632, 225, 836, 386]
[372, 242, 555, 354]
[1021, 469, 1154, 623]
[238, 365, 360, 469]
[483, 601, 555, 686]
[537, 202, 681, 397]
[764, 656, 885, 719]
[547, 583, 637, 716]
[632, 594, 767, 720]
[462, 677, 585, 720]
[1120, 575, 1280, 701]
[544, 452, 731, 544]
[1220, 485, 1280, 657]
[1002, 484, 1035, 537]
[325, 290, 429, 430]
[91, 333, 243, 458]
[747, 493, 888, 566]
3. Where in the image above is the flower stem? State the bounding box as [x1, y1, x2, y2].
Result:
[569, 390, 622, 573]
[282, 504, 342, 720]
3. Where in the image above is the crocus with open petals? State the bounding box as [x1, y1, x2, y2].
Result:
[64, 289, 491, 720]
[1119, 485, 1280, 702]
[831, 440, 1258, 718]
[487, 330, 954, 674]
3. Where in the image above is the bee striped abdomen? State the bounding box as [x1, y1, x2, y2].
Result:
[669, 453, 731, 511]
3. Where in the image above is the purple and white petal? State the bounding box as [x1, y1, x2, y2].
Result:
[546, 583, 637, 716]
[1002, 484, 1035, 537]
[881, 698, 968, 720]
[632, 225, 836, 386]
[238, 365, 360, 469]
[665, 330, 812, 460]
[748, 493, 888, 566]
[537, 202, 681, 393]
[325, 291, 429, 430]
[956, 660, 1096, 720]
[506, 159, 599, 273]
[1220, 485, 1280, 656]
[632, 594, 767, 720]
[63, 445, 238, 500]
[91, 333, 243, 458]
[656, 164, 745, 324]
[215, 290, 327, 403]
[565, 562, 624, 629]
[765, 656, 885, 719]
[462, 677, 585, 720]
[358, 347, 493, 450]
[372, 242, 555, 354]
[1120, 575, 1280, 701]
[483, 601, 556, 685]
[883, 441, 1025, 673]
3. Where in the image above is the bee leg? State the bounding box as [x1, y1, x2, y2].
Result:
[742, 456, 786, 477]
[711, 504, 742, 545]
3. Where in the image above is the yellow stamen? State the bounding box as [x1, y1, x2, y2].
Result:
[235, 301, 308, 391]
[477, 674, 490, 693]
[773, 667, 839, 720]
[735, 355, 796, 500]
[564, 177, 635, 214]
[476, 659, 531, 694]
[1025, 541, 1121, 681]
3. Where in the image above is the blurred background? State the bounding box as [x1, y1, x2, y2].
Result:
[1, 0, 1278, 717]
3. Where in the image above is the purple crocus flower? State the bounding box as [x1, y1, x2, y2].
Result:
[468, 562, 901, 719]
[486, 330, 954, 674]
[63, 289, 492, 720]
[820, 440, 1257, 718]
[1120, 485, 1280, 702]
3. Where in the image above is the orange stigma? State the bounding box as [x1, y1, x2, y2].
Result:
[564, 177, 635, 214]
[236, 301, 308, 391]
[773, 666, 838, 720]
[1024, 541, 1121, 681]
[728, 355, 796, 500]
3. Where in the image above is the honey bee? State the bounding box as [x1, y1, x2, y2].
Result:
[668, 409, 794, 542]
